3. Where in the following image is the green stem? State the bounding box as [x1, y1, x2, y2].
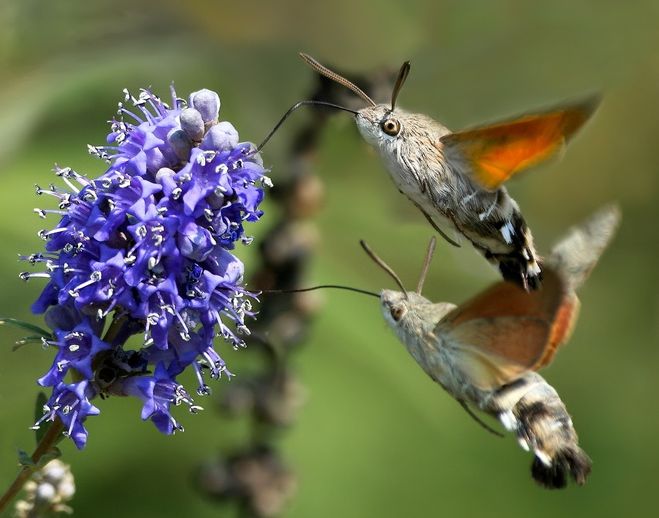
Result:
[0, 418, 64, 513]
[102, 312, 136, 345]
[0, 314, 133, 513]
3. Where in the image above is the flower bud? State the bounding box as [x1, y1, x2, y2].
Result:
[178, 221, 215, 261]
[35, 482, 56, 502]
[201, 121, 239, 151]
[180, 108, 205, 142]
[190, 88, 221, 123]
[167, 128, 192, 161]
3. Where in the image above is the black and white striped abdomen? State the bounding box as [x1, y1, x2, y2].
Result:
[485, 372, 591, 489]
[455, 186, 542, 291]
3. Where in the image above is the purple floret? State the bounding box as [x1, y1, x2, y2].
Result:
[22, 86, 270, 446]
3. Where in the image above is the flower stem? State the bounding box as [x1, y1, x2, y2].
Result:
[0, 313, 134, 513]
[103, 312, 139, 345]
[0, 418, 64, 513]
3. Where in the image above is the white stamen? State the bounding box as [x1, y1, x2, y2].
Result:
[136, 225, 148, 238]
[19, 272, 51, 281]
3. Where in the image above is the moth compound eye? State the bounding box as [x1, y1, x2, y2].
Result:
[390, 305, 405, 321]
[381, 118, 401, 136]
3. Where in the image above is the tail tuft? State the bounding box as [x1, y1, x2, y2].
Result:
[497, 252, 543, 291]
[531, 446, 592, 489]
[492, 373, 592, 489]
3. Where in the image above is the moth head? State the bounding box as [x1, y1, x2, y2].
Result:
[298, 53, 411, 146]
[381, 289, 409, 323]
[355, 104, 405, 146]
[360, 237, 437, 329]
[356, 60, 410, 145]
[380, 290, 435, 328]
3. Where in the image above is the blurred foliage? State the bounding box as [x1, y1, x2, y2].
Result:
[0, 0, 658, 517]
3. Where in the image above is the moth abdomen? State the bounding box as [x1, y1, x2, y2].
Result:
[516, 399, 591, 489]
[490, 373, 591, 488]
[496, 248, 543, 291]
[492, 211, 542, 290]
[531, 445, 592, 489]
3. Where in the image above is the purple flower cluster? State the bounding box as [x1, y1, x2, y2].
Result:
[22, 87, 269, 448]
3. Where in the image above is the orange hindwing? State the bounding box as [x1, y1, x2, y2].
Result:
[439, 96, 599, 191]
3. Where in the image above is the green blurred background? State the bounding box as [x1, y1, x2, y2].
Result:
[1, 0, 658, 516]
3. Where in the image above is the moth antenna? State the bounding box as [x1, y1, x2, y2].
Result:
[254, 100, 358, 153]
[391, 61, 411, 111]
[299, 53, 377, 107]
[261, 284, 379, 298]
[359, 240, 408, 298]
[416, 236, 437, 294]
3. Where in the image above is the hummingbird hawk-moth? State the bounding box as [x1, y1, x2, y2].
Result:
[299, 53, 599, 291]
[361, 205, 620, 488]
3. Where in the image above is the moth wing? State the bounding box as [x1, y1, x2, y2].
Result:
[439, 96, 599, 191]
[437, 269, 571, 390]
[548, 204, 621, 292]
[538, 293, 580, 369]
[533, 205, 621, 367]
[444, 317, 550, 390]
[446, 268, 566, 326]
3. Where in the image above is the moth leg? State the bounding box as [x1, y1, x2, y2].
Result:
[458, 400, 504, 438]
[413, 202, 461, 248]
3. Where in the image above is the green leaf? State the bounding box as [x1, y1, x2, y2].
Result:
[12, 335, 46, 352]
[34, 392, 48, 444]
[0, 318, 51, 339]
[17, 449, 36, 467]
[38, 447, 62, 466]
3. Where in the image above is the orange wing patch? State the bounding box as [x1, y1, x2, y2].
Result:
[447, 269, 566, 327]
[437, 269, 575, 390]
[450, 342, 539, 390]
[536, 295, 581, 369]
[446, 317, 551, 389]
[440, 96, 600, 191]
